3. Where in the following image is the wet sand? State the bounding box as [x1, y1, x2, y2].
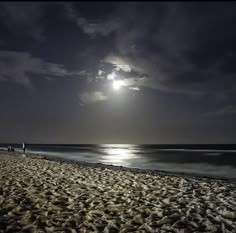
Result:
[0, 152, 236, 232]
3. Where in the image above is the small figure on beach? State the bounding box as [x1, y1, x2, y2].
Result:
[8, 146, 15, 152]
[22, 142, 26, 154]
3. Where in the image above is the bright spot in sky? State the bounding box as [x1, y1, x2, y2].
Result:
[107, 72, 116, 80]
[113, 80, 124, 90]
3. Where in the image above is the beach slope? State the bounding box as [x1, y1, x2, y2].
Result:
[0, 153, 235, 232]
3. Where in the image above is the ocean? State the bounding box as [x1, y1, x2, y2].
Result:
[1, 144, 236, 179]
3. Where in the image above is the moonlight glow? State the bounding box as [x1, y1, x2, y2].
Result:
[113, 80, 124, 90]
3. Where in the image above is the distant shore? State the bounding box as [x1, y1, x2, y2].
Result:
[0, 152, 236, 232]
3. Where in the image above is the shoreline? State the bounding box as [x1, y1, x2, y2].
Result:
[1, 150, 235, 184]
[0, 151, 236, 232]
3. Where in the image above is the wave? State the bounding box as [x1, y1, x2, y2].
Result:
[157, 149, 236, 153]
[143, 162, 236, 179]
[2, 144, 236, 179]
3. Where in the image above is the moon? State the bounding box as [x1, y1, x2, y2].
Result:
[113, 80, 124, 90]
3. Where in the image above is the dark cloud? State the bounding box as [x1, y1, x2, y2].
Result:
[65, 3, 121, 38]
[76, 17, 120, 37]
[1, 2, 236, 142]
[2, 2, 236, 96]
[0, 50, 77, 87]
[204, 105, 236, 117]
[93, 2, 236, 98]
[0, 2, 45, 41]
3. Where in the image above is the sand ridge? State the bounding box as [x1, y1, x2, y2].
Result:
[0, 154, 235, 232]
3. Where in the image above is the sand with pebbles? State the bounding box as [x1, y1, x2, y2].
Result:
[0, 153, 236, 233]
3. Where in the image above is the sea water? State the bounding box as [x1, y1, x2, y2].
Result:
[1, 144, 236, 179]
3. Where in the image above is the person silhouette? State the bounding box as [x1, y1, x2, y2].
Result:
[22, 143, 26, 153]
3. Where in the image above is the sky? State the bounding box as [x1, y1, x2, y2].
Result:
[0, 2, 236, 144]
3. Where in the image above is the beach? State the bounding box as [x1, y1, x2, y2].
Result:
[0, 152, 236, 233]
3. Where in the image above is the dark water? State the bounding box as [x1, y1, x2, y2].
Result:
[1, 144, 236, 179]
